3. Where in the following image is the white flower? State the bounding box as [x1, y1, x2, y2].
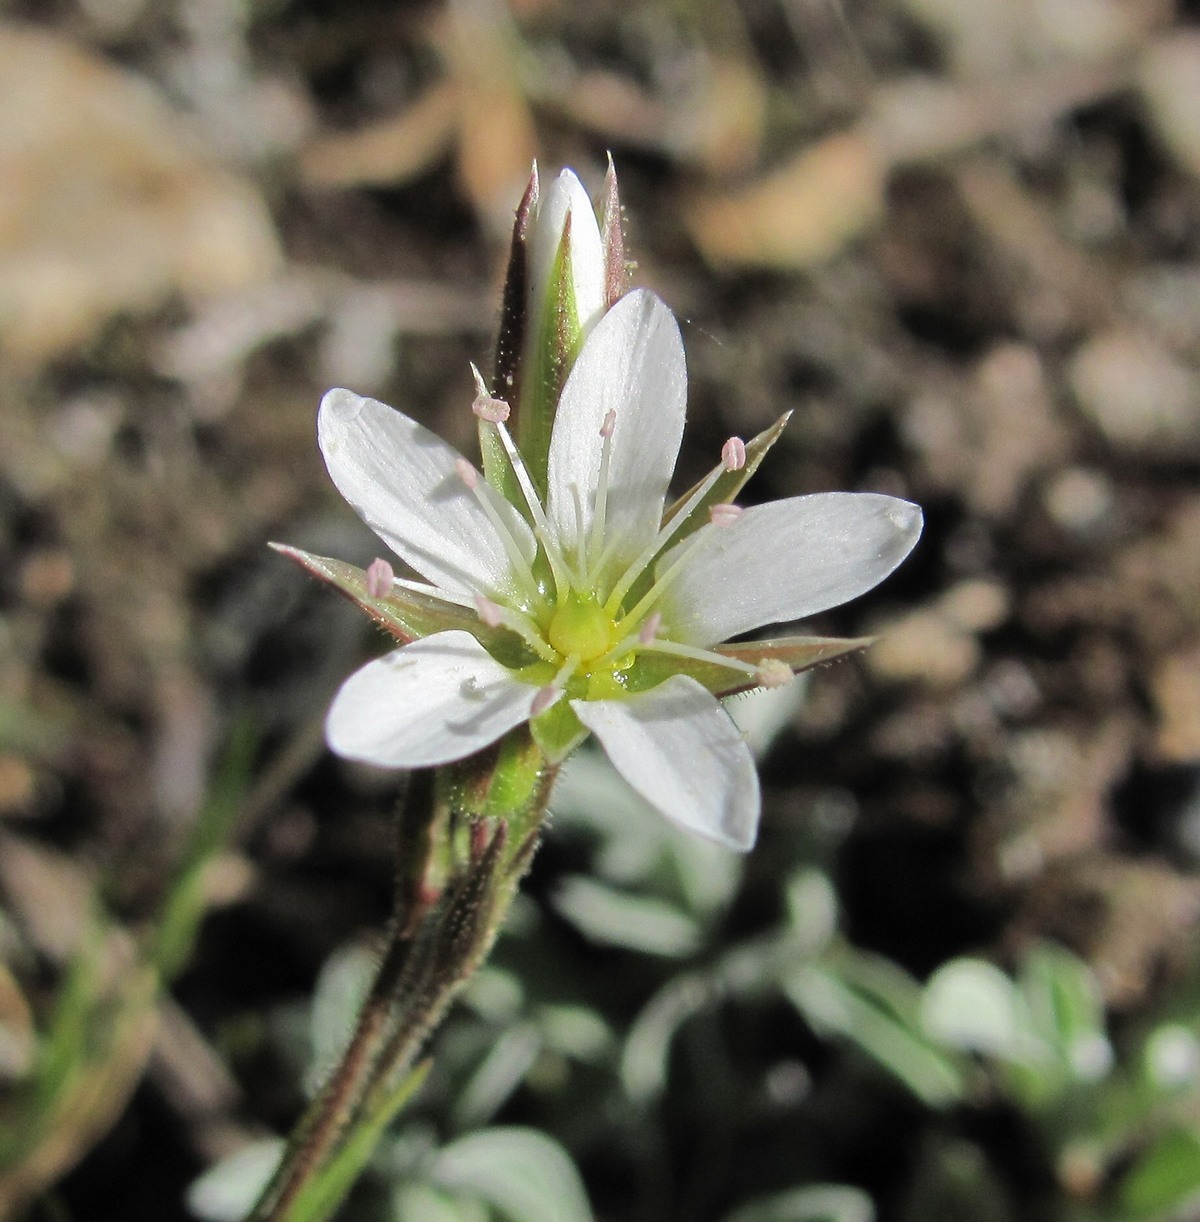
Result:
[315, 289, 921, 851]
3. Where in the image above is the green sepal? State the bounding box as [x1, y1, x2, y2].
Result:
[662, 411, 792, 539]
[599, 154, 629, 308]
[530, 699, 588, 764]
[439, 725, 557, 856]
[482, 167, 539, 505]
[482, 730, 554, 821]
[271, 544, 499, 648]
[629, 635, 873, 698]
[519, 219, 583, 500]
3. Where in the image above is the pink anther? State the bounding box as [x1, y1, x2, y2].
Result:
[365, 558, 395, 598]
[454, 457, 479, 489]
[474, 595, 503, 628]
[756, 659, 793, 689]
[600, 409, 617, 439]
[472, 392, 511, 424]
[721, 436, 746, 471]
[638, 611, 662, 645]
[529, 685, 559, 717]
[709, 502, 743, 527]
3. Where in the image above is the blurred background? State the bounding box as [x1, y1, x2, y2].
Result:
[3, 0, 1200, 1219]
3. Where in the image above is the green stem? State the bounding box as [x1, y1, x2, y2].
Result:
[245, 730, 558, 1222]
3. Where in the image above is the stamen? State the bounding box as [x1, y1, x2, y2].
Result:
[470, 362, 511, 423]
[756, 659, 794, 688]
[587, 409, 617, 581]
[612, 527, 709, 634]
[569, 482, 590, 585]
[638, 611, 662, 645]
[391, 575, 475, 610]
[604, 446, 737, 617]
[473, 395, 511, 424]
[722, 436, 746, 471]
[473, 598, 559, 664]
[491, 421, 574, 600]
[455, 456, 480, 490]
[709, 503, 742, 527]
[597, 632, 759, 679]
[453, 457, 544, 610]
[530, 653, 581, 716]
[365, 558, 395, 598]
[474, 595, 503, 628]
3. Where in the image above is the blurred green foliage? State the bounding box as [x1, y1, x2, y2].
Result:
[6, 684, 1200, 1220]
[177, 694, 1200, 1221]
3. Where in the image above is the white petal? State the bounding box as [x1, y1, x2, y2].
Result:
[326, 631, 534, 768]
[546, 290, 686, 575]
[660, 493, 923, 646]
[571, 676, 759, 851]
[529, 169, 605, 338]
[318, 389, 535, 600]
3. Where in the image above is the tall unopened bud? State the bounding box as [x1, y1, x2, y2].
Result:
[518, 167, 609, 497]
[527, 169, 606, 344]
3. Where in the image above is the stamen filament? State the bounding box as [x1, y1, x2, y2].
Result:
[568, 482, 590, 587]
[593, 631, 758, 679]
[454, 458, 547, 612]
[530, 653, 581, 716]
[391, 576, 476, 610]
[604, 457, 729, 617]
[477, 598, 560, 664]
[492, 422, 574, 602]
[586, 409, 616, 582]
[612, 527, 708, 632]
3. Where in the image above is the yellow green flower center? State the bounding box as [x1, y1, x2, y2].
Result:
[546, 591, 617, 663]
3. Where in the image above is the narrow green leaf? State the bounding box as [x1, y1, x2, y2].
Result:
[785, 965, 964, 1107]
[1017, 942, 1111, 1082]
[721, 1184, 875, 1222]
[452, 1022, 543, 1129]
[187, 1140, 286, 1222]
[553, 877, 701, 957]
[152, 715, 257, 982]
[621, 971, 711, 1103]
[1120, 1127, 1200, 1218]
[432, 1127, 594, 1222]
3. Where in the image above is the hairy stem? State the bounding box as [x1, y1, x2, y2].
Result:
[246, 731, 557, 1222]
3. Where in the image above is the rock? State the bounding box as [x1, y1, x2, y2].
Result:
[0, 24, 279, 365]
[683, 130, 886, 269]
[1151, 644, 1200, 762]
[1139, 32, 1200, 177]
[1068, 328, 1200, 455]
[869, 581, 1010, 688]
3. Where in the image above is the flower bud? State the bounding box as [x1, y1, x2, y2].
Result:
[527, 168, 606, 345]
[502, 165, 616, 496]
